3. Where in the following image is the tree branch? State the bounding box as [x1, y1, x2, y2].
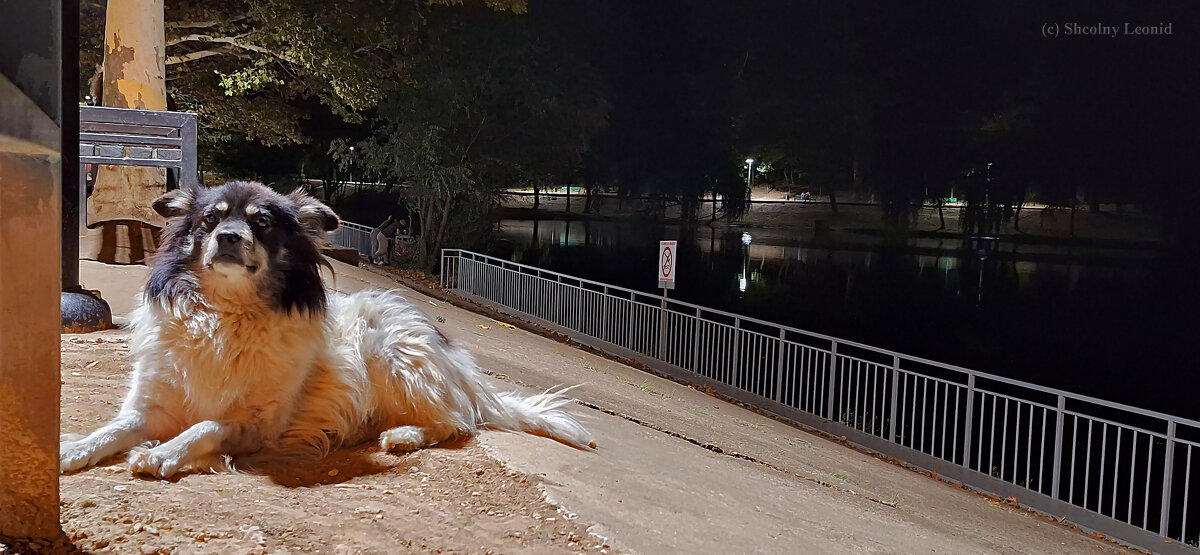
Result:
[167, 33, 227, 47]
[166, 47, 234, 66]
[167, 34, 300, 65]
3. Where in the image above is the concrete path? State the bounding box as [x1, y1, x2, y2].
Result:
[79, 259, 1129, 554]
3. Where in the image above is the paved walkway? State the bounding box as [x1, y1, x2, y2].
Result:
[80, 259, 1128, 554]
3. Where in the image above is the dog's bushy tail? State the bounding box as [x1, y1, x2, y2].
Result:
[486, 387, 596, 450]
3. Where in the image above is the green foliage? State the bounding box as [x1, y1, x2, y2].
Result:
[337, 6, 608, 271]
[81, 0, 529, 154]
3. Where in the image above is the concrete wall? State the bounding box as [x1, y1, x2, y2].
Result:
[0, 0, 63, 538]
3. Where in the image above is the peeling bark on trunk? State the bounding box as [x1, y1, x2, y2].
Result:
[87, 0, 167, 264]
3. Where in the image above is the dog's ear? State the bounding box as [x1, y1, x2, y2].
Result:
[152, 189, 194, 219]
[288, 189, 340, 233]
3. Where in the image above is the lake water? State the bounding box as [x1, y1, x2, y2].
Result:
[494, 218, 1198, 417]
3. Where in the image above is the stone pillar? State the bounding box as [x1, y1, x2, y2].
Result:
[0, 0, 63, 540]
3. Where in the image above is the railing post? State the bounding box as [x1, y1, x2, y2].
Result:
[731, 318, 742, 388]
[1051, 394, 1066, 499]
[1160, 420, 1177, 536]
[626, 291, 635, 349]
[888, 355, 900, 443]
[963, 373, 976, 468]
[692, 307, 702, 373]
[657, 293, 667, 361]
[826, 341, 838, 421]
[555, 274, 562, 325]
[600, 286, 609, 344]
[440, 251, 446, 288]
[774, 329, 787, 403]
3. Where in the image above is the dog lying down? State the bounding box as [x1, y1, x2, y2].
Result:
[61, 181, 594, 479]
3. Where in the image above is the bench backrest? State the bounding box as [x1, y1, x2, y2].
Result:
[78, 105, 198, 188]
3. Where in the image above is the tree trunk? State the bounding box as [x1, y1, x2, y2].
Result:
[829, 189, 840, 216]
[417, 196, 434, 260]
[564, 184, 571, 213]
[87, 0, 168, 264]
[1013, 201, 1024, 233]
[936, 201, 945, 231]
[532, 184, 540, 209]
[430, 198, 455, 271]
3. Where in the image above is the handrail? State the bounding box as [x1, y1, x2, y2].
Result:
[441, 248, 1197, 430]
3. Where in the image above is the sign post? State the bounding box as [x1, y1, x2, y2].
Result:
[657, 241, 676, 359]
[658, 240, 677, 290]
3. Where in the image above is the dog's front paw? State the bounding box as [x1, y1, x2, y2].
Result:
[379, 426, 426, 453]
[61, 439, 102, 473]
[127, 446, 185, 479]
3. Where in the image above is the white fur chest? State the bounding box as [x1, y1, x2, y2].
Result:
[145, 301, 326, 422]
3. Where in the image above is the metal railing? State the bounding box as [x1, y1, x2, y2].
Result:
[329, 219, 415, 264]
[440, 248, 1200, 553]
[330, 220, 377, 257]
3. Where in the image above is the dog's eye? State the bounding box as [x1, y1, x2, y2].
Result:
[203, 213, 219, 226]
[254, 216, 271, 230]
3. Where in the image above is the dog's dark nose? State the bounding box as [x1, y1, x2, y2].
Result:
[217, 231, 242, 246]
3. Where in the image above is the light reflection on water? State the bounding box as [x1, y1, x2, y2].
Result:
[494, 219, 1190, 414]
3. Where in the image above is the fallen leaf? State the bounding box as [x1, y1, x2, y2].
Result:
[495, 321, 516, 329]
[476, 325, 490, 330]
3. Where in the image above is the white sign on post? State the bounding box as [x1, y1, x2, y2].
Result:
[658, 240, 677, 290]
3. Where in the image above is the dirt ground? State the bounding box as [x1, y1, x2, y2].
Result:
[1, 332, 611, 554]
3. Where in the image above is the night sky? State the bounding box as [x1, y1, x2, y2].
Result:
[526, 1, 1199, 214]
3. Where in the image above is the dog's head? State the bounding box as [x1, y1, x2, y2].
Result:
[146, 181, 340, 315]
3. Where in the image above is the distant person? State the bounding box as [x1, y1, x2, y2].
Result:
[372, 215, 399, 264]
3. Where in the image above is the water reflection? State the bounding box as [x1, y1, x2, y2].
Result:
[495, 218, 1190, 415]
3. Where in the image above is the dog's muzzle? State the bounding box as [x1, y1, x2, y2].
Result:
[210, 231, 257, 271]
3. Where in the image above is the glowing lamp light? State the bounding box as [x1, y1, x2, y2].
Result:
[739, 276, 747, 292]
[741, 232, 752, 246]
[745, 158, 755, 164]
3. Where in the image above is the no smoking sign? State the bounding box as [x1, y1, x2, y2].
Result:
[658, 240, 677, 290]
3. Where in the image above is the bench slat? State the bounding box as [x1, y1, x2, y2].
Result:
[80, 105, 194, 127]
[80, 121, 180, 138]
[81, 156, 188, 169]
[79, 133, 183, 147]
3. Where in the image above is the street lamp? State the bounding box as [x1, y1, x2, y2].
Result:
[745, 158, 756, 203]
[348, 145, 355, 185]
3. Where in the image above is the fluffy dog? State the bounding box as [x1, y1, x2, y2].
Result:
[61, 181, 593, 478]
